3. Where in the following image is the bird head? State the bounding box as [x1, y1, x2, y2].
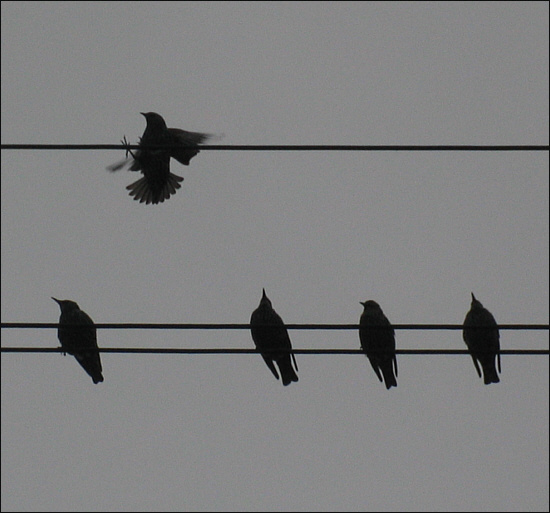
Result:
[470, 292, 483, 309]
[140, 112, 168, 129]
[360, 300, 380, 311]
[51, 297, 80, 313]
[259, 288, 272, 309]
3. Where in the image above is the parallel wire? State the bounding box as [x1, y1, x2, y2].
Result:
[1, 322, 548, 330]
[2, 143, 547, 354]
[2, 144, 549, 151]
[2, 324, 548, 354]
[1, 348, 548, 355]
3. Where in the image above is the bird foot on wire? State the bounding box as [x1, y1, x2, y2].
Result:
[121, 135, 137, 160]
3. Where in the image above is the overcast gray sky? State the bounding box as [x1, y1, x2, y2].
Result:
[1, 2, 548, 511]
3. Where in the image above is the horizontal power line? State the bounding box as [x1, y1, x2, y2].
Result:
[1, 144, 548, 151]
[0, 347, 547, 355]
[1, 323, 548, 330]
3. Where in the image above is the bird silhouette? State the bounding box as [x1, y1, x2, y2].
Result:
[462, 293, 501, 384]
[52, 298, 103, 384]
[359, 300, 398, 389]
[107, 112, 218, 204]
[250, 289, 298, 386]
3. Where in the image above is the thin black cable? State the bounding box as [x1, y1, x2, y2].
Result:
[0, 347, 547, 355]
[1, 322, 548, 330]
[3, 323, 546, 354]
[1, 144, 548, 151]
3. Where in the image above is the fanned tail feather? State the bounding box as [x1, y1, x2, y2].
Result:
[126, 173, 184, 204]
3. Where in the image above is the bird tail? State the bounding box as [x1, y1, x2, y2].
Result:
[91, 372, 104, 384]
[482, 364, 500, 385]
[277, 357, 299, 386]
[474, 354, 500, 385]
[381, 361, 397, 389]
[74, 353, 104, 384]
[126, 173, 184, 204]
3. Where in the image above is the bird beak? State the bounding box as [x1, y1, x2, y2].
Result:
[262, 288, 267, 298]
[471, 292, 476, 301]
[51, 297, 61, 305]
[140, 112, 146, 117]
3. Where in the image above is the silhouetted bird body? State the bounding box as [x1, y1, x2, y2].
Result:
[463, 293, 501, 384]
[52, 298, 103, 384]
[359, 300, 398, 389]
[107, 112, 216, 204]
[250, 289, 298, 386]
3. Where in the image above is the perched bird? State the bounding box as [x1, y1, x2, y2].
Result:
[462, 293, 501, 384]
[52, 298, 103, 384]
[359, 300, 398, 389]
[250, 289, 298, 386]
[107, 112, 217, 204]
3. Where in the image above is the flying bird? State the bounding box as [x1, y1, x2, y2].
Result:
[462, 293, 501, 384]
[250, 289, 298, 386]
[359, 300, 398, 389]
[52, 297, 104, 384]
[107, 112, 218, 204]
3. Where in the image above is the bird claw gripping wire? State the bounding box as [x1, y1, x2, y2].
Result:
[121, 135, 137, 160]
[106, 136, 137, 172]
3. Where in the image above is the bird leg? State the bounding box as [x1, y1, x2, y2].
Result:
[121, 135, 137, 160]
